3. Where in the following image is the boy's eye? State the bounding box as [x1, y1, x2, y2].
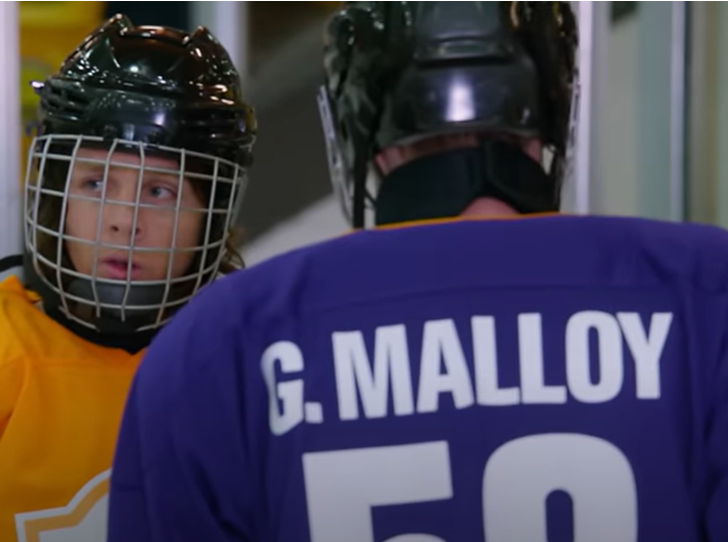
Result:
[83, 179, 104, 190]
[150, 186, 176, 199]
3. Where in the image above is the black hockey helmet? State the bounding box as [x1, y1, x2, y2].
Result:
[319, 1, 578, 227]
[36, 13, 255, 166]
[24, 14, 256, 343]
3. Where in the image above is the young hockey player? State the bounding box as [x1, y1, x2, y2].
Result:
[0, 14, 255, 542]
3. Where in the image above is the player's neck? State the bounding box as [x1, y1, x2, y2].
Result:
[460, 197, 519, 218]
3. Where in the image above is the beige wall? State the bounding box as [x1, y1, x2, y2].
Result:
[687, 2, 727, 226]
[597, 14, 640, 216]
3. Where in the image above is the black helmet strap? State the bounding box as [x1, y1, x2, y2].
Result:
[374, 138, 560, 226]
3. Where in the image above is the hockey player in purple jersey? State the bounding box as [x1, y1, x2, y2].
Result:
[108, 2, 728, 541]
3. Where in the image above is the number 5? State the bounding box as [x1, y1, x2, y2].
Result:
[303, 434, 638, 542]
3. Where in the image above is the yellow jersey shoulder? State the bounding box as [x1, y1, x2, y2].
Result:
[0, 276, 144, 542]
[0, 275, 135, 365]
[0, 276, 42, 365]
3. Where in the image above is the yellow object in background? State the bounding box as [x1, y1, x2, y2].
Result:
[19, 1, 106, 175]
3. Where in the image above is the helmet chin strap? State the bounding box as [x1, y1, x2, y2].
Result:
[24, 258, 169, 352]
[66, 278, 175, 334]
[374, 139, 560, 226]
[478, 138, 561, 214]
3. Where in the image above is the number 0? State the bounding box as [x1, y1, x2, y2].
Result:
[483, 434, 638, 541]
[303, 434, 638, 542]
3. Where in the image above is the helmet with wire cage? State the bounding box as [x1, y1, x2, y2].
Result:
[24, 14, 256, 337]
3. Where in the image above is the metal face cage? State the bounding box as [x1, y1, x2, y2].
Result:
[24, 133, 246, 332]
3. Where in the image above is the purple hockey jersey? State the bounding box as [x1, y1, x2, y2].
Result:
[107, 214, 728, 542]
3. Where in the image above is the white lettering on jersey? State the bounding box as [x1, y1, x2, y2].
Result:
[617, 312, 672, 399]
[472, 316, 520, 406]
[332, 325, 415, 421]
[261, 341, 306, 435]
[519, 313, 568, 404]
[416, 319, 475, 413]
[566, 311, 625, 403]
[263, 310, 673, 433]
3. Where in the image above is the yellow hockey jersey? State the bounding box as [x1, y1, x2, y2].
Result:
[0, 276, 143, 542]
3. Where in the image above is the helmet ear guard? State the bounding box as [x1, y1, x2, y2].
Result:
[320, 1, 579, 228]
